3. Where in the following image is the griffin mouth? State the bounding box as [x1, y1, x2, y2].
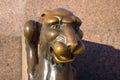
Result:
[49, 41, 85, 64]
[49, 47, 74, 63]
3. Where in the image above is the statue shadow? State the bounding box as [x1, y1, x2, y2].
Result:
[73, 40, 120, 80]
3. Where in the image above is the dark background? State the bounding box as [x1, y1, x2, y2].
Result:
[74, 40, 120, 80]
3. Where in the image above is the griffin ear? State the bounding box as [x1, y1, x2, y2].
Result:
[41, 10, 51, 17]
[41, 13, 45, 17]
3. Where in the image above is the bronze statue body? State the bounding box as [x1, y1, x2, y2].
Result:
[24, 8, 85, 80]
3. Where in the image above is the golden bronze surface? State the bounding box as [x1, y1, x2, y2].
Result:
[24, 8, 85, 80]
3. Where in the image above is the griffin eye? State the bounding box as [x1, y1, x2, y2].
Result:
[51, 24, 60, 29]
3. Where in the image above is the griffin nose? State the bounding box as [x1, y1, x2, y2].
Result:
[64, 24, 78, 52]
[67, 39, 78, 52]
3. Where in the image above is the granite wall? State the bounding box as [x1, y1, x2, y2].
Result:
[0, 0, 120, 80]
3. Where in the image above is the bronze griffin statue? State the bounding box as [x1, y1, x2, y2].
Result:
[24, 8, 85, 80]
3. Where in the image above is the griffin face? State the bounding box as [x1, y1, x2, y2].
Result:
[40, 8, 85, 63]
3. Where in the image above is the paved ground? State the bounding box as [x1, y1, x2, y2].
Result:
[0, 0, 120, 80]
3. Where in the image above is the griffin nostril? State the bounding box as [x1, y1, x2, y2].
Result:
[67, 45, 71, 49]
[67, 43, 77, 52]
[49, 47, 54, 54]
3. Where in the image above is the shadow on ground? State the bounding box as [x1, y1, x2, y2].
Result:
[73, 40, 120, 80]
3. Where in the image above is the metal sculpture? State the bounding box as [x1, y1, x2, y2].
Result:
[24, 8, 85, 80]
